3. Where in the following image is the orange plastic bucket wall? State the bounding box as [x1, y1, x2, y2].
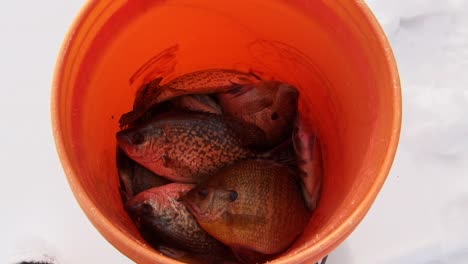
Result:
[52, 1, 401, 263]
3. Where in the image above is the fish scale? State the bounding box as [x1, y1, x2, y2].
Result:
[117, 111, 258, 183]
[125, 183, 227, 254]
[183, 159, 311, 262]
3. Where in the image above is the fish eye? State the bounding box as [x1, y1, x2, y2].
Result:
[161, 215, 172, 224]
[131, 132, 145, 145]
[271, 112, 279, 120]
[197, 187, 209, 199]
[140, 203, 153, 215]
[228, 190, 238, 202]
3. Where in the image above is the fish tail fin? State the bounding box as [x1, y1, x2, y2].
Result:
[260, 139, 297, 168]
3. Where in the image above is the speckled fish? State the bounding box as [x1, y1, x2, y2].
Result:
[117, 148, 170, 201]
[182, 159, 310, 262]
[217, 81, 299, 147]
[292, 115, 324, 211]
[116, 111, 273, 183]
[120, 69, 260, 126]
[125, 183, 228, 256]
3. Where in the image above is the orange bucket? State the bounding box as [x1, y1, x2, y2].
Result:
[51, 0, 401, 263]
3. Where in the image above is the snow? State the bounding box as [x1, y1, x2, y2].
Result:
[0, 1, 133, 263]
[0, 0, 467, 263]
[332, 1, 468, 263]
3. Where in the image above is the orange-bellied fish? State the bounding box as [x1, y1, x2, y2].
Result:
[182, 159, 310, 263]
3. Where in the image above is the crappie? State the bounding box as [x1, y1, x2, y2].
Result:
[120, 69, 260, 126]
[117, 111, 266, 183]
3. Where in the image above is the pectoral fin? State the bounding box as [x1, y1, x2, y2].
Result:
[223, 212, 267, 227]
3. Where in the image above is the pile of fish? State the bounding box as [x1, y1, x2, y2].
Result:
[116, 69, 323, 264]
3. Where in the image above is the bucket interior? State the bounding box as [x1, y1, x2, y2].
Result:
[54, 0, 398, 263]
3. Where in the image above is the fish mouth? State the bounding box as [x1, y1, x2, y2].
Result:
[181, 197, 202, 217]
[181, 195, 221, 223]
[116, 131, 145, 159]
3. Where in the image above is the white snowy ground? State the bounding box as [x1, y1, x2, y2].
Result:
[0, 1, 467, 263]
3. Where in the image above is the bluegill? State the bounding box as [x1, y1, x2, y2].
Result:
[182, 159, 310, 262]
[217, 81, 299, 147]
[125, 183, 227, 255]
[117, 111, 270, 183]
